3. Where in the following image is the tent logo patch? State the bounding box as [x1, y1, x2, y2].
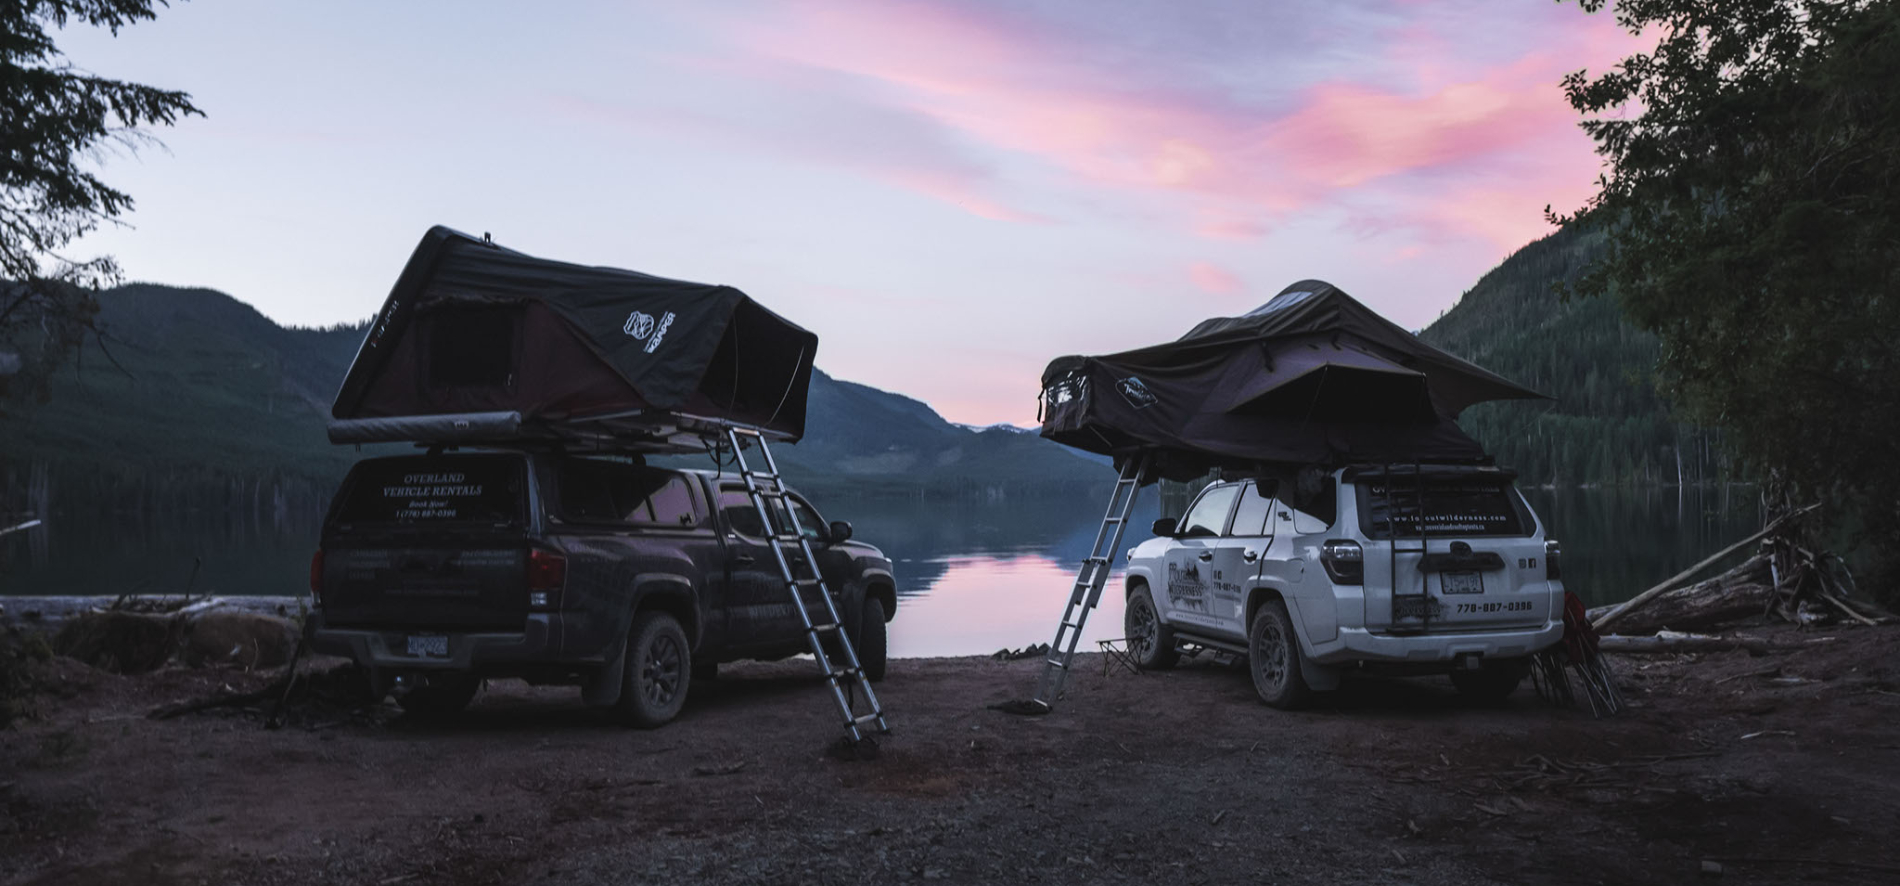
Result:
[643, 312, 676, 354]
[1116, 377, 1158, 409]
[623, 311, 656, 340]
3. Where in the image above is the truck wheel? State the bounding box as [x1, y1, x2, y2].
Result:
[1124, 585, 1179, 670]
[616, 610, 691, 728]
[1249, 601, 1311, 710]
[856, 597, 888, 682]
[1450, 660, 1527, 703]
[397, 673, 482, 717]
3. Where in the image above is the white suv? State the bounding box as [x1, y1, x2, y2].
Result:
[1123, 464, 1563, 708]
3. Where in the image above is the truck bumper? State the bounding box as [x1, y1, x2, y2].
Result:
[306, 612, 582, 670]
[1306, 619, 1563, 666]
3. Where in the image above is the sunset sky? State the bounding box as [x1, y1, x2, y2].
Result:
[64, 0, 1638, 426]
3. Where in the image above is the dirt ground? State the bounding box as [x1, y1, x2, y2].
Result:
[3, 624, 1898, 886]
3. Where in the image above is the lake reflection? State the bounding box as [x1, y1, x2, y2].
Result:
[2, 483, 1762, 657]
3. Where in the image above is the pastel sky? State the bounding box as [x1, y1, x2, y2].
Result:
[61, 0, 1637, 426]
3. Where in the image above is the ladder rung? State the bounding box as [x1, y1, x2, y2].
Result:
[810, 622, 841, 634]
[829, 665, 861, 679]
[793, 577, 824, 587]
[849, 713, 884, 726]
[773, 533, 806, 544]
[1044, 658, 1068, 669]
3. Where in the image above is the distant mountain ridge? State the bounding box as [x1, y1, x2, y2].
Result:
[0, 284, 1109, 499]
[1419, 225, 1716, 485]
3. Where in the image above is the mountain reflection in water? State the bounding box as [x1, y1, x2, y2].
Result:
[3, 484, 1759, 658]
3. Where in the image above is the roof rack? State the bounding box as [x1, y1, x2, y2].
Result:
[326, 409, 794, 454]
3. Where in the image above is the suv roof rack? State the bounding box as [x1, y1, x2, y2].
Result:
[326, 409, 794, 454]
[1340, 463, 1516, 483]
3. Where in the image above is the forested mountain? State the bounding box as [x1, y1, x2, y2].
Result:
[1419, 225, 1726, 486]
[0, 285, 1106, 516]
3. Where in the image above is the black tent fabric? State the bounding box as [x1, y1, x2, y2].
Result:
[1039, 280, 1545, 478]
[331, 226, 817, 440]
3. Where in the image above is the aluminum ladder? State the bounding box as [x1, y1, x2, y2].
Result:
[724, 426, 890, 744]
[1029, 452, 1149, 711]
[1383, 463, 1434, 628]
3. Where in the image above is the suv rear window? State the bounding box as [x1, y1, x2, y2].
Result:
[1356, 478, 1531, 538]
[332, 455, 526, 528]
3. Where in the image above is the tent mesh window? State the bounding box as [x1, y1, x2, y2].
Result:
[424, 305, 520, 391]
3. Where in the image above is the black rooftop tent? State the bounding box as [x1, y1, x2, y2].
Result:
[329, 226, 817, 445]
[1038, 279, 1545, 479]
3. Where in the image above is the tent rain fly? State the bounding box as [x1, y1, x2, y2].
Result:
[328, 227, 817, 446]
[1038, 279, 1546, 478]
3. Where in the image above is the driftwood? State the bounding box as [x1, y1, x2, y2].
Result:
[1584, 555, 1774, 636]
[1593, 504, 1820, 631]
[1596, 630, 1833, 655]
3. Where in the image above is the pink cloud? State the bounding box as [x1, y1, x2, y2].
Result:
[680, 0, 1642, 245]
[1189, 262, 1243, 295]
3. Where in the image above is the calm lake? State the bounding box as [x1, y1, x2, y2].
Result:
[0, 485, 1759, 658]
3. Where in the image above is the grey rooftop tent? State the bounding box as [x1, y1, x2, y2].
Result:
[329, 226, 817, 444]
[1038, 279, 1544, 479]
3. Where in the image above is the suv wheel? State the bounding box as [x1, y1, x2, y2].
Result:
[1249, 601, 1311, 710]
[1450, 660, 1527, 703]
[397, 673, 482, 717]
[1124, 584, 1179, 670]
[855, 597, 889, 682]
[616, 610, 691, 728]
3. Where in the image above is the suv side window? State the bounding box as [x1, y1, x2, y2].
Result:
[557, 458, 702, 527]
[1228, 480, 1279, 537]
[1179, 484, 1241, 538]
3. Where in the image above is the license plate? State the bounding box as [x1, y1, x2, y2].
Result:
[406, 635, 449, 657]
[1441, 571, 1483, 595]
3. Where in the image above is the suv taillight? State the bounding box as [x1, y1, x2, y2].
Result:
[1320, 539, 1363, 585]
[309, 549, 324, 597]
[1544, 539, 1562, 581]
[528, 549, 566, 609]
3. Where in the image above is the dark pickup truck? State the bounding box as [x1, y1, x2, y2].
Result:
[306, 449, 897, 727]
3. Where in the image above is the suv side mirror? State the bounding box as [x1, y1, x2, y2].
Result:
[829, 520, 853, 543]
[1151, 517, 1177, 537]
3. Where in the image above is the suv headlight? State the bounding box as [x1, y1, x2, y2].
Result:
[1320, 539, 1363, 585]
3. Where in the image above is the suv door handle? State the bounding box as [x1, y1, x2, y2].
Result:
[733, 553, 756, 565]
[1197, 551, 1214, 562]
[1242, 551, 1259, 563]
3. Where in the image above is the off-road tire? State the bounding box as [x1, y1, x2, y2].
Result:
[396, 673, 482, 717]
[1249, 601, 1312, 709]
[1450, 660, 1527, 703]
[1124, 584, 1179, 670]
[616, 610, 691, 728]
[855, 597, 889, 682]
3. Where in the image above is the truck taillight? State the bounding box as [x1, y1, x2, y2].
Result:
[309, 549, 324, 597]
[1544, 539, 1562, 581]
[528, 549, 566, 609]
[1320, 539, 1363, 585]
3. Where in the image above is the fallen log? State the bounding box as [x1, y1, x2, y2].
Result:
[1597, 631, 1824, 655]
[1584, 555, 1773, 635]
[1593, 503, 1820, 632]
